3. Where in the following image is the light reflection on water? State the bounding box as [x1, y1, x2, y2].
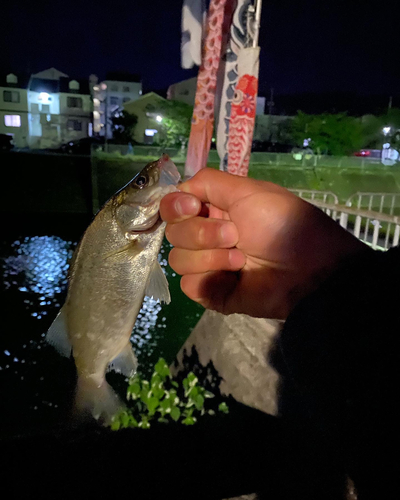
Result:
[2, 236, 75, 319]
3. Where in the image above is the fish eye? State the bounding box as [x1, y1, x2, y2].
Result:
[134, 174, 148, 189]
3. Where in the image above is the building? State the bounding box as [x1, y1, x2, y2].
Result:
[0, 73, 30, 147]
[167, 76, 266, 114]
[1, 68, 92, 149]
[122, 92, 167, 144]
[91, 72, 142, 139]
[167, 77, 197, 106]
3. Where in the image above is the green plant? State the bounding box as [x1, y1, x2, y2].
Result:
[110, 358, 228, 430]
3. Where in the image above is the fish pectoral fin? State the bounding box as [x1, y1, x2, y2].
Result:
[46, 306, 72, 358]
[107, 343, 138, 378]
[145, 261, 171, 304]
[103, 242, 142, 261]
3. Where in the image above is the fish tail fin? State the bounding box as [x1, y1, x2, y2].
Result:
[74, 377, 125, 426]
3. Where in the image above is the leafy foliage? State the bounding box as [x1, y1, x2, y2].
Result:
[291, 111, 364, 156]
[110, 358, 228, 431]
[111, 110, 138, 144]
[153, 100, 193, 149]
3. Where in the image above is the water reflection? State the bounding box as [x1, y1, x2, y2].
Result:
[2, 236, 74, 319]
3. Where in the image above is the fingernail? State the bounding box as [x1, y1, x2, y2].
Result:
[220, 223, 238, 247]
[175, 195, 199, 216]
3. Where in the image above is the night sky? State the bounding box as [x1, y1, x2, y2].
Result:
[1, 0, 399, 103]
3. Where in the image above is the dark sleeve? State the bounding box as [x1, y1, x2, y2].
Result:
[272, 246, 400, 499]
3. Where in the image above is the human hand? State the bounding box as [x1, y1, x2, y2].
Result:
[160, 169, 367, 319]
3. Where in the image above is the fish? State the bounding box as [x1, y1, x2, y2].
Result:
[46, 154, 181, 424]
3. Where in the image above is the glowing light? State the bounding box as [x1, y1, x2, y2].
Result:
[93, 98, 100, 106]
[93, 86, 99, 91]
[156, 115, 162, 123]
[101, 83, 107, 90]
[39, 92, 50, 102]
[145, 129, 158, 137]
[383, 126, 391, 135]
[93, 111, 100, 119]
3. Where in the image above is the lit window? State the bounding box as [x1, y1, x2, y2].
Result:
[4, 115, 21, 127]
[145, 129, 158, 137]
[67, 119, 82, 131]
[123, 86, 130, 92]
[67, 97, 83, 108]
[110, 96, 119, 105]
[3, 90, 20, 103]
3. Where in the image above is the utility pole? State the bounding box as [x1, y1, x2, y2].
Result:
[388, 95, 393, 112]
[267, 87, 274, 115]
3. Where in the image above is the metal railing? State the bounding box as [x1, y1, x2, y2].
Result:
[308, 200, 400, 251]
[345, 192, 400, 216]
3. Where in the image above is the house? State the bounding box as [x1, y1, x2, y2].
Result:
[167, 77, 197, 106]
[122, 92, 167, 144]
[27, 68, 92, 149]
[167, 76, 266, 115]
[0, 68, 93, 149]
[0, 73, 30, 147]
[91, 72, 142, 138]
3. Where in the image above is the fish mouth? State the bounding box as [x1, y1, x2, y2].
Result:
[129, 213, 163, 236]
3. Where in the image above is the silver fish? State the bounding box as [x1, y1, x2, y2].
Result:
[46, 154, 181, 424]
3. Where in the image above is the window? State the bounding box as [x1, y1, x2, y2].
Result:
[67, 119, 82, 131]
[31, 103, 39, 113]
[110, 84, 118, 91]
[41, 104, 50, 113]
[110, 96, 119, 105]
[123, 86, 130, 92]
[122, 97, 131, 103]
[67, 96, 82, 108]
[3, 90, 20, 103]
[4, 115, 21, 127]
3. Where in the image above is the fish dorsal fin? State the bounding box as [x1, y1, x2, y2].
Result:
[145, 261, 171, 304]
[107, 343, 138, 377]
[46, 306, 72, 358]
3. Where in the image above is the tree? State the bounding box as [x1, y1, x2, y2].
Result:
[153, 100, 193, 149]
[361, 108, 400, 150]
[291, 112, 364, 156]
[111, 110, 138, 144]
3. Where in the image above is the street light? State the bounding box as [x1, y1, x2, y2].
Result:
[383, 126, 391, 135]
[156, 115, 162, 123]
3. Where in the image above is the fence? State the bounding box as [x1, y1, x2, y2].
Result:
[345, 192, 400, 216]
[292, 189, 400, 251]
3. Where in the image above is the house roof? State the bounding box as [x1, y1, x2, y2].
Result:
[123, 92, 166, 110]
[0, 73, 30, 89]
[28, 77, 90, 95]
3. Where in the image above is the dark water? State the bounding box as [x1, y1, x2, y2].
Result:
[0, 213, 203, 436]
